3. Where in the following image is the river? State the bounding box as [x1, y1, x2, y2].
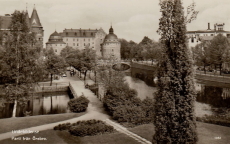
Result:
[124, 76, 230, 118]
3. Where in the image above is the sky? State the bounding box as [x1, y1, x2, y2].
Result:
[1, 0, 230, 47]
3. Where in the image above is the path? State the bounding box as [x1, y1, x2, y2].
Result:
[0, 71, 152, 144]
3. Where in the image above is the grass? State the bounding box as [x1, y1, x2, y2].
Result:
[1, 129, 139, 144]
[128, 122, 230, 144]
[0, 112, 86, 134]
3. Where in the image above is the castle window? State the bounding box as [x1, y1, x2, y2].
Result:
[77, 43, 79, 46]
[73, 43, 75, 46]
[91, 33, 93, 36]
[66, 32, 68, 35]
[84, 43, 85, 46]
[89, 43, 90, 46]
[112, 49, 113, 52]
[83, 32, 85, 36]
[75, 32, 77, 36]
[55, 49, 57, 52]
[77, 39, 78, 41]
[191, 37, 194, 43]
[211, 34, 214, 36]
[84, 39, 85, 41]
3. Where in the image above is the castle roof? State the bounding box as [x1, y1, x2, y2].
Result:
[30, 7, 42, 27]
[104, 26, 118, 40]
[61, 29, 98, 37]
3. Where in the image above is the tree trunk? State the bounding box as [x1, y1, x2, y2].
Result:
[50, 74, 53, 86]
[204, 64, 206, 74]
[220, 64, 222, 75]
[84, 70, 88, 85]
[12, 100, 17, 117]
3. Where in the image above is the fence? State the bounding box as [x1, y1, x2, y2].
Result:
[195, 72, 230, 84]
[35, 82, 69, 93]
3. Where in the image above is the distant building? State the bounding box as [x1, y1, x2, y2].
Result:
[101, 26, 121, 60]
[46, 28, 107, 56]
[187, 23, 230, 48]
[187, 23, 230, 69]
[0, 6, 44, 48]
[46, 25, 121, 60]
[46, 31, 66, 55]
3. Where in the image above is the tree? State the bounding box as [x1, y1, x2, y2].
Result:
[0, 10, 41, 117]
[139, 36, 153, 45]
[45, 48, 67, 86]
[209, 34, 230, 75]
[119, 38, 131, 60]
[60, 46, 75, 58]
[193, 40, 211, 74]
[153, 0, 198, 143]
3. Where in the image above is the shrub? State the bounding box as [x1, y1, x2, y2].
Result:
[54, 120, 114, 137]
[68, 96, 89, 113]
[197, 115, 230, 127]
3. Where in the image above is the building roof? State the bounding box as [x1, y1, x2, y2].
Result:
[50, 31, 60, 36]
[187, 30, 230, 34]
[30, 7, 42, 27]
[61, 29, 98, 37]
[104, 26, 118, 40]
[46, 41, 66, 44]
[0, 15, 12, 30]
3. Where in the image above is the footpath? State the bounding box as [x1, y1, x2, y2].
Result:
[0, 71, 151, 144]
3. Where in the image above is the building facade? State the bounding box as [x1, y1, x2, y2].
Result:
[0, 6, 44, 48]
[46, 26, 121, 60]
[187, 23, 230, 69]
[101, 26, 121, 60]
[46, 31, 66, 55]
[187, 23, 230, 48]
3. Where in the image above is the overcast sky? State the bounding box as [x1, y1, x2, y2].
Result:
[1, 0, 230, 47]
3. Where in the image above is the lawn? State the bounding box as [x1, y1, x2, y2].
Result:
[0, 112, 86, 134]
[128, 122, 230, 144]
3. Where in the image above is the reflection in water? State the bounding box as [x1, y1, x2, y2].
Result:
[124, 76, 156, 100]
[125, 76, 230, 117]
[0, 92, 70, 119]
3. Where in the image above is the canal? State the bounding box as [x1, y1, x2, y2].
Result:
[0, 92, 71, 119]
[125, 76, 230, 118]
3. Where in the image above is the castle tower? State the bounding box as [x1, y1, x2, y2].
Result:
[30, 5, 44, 48]
[101, 26, 121, 60]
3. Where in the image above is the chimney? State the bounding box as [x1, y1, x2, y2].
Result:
[207, 23, 210, 30]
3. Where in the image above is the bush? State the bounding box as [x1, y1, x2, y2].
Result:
[54, 120, 114, 137]
[197, 115, 230, 127]
[68, 96, 89, 113]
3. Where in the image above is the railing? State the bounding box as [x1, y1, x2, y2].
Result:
[69, 82, 78, 98]
[195, 71, 230, 84]
[35, 82, 69, 93]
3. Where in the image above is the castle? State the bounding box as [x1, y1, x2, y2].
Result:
[46, 26, 121, 60]
[0, 6, 44, 49]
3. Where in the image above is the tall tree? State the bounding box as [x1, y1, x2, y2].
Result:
[209, 34, 230, 75]
[45, 48, 67, 86]
[1, 10, 40, 116]
[153, 0, 198, 143]
[193, 40, 211, 74]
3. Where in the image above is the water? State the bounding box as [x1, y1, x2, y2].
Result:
[124, 76, 230, 117]
[0, 92, 71, 119]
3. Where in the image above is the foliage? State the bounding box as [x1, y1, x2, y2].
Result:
[153, 0, 198, 143]
[197, 115, 230, 127]
[60, 46, 75, 59]
[54, 120, 114, 137]
[68, 96, 90, 113]
[45, 48, 67, 86]
[209, 34, 230, 75]
[0, 10, 43, 106]
[192, 40, 211, 73]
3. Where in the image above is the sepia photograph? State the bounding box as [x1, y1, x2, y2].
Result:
[0, 0, 230, 143]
